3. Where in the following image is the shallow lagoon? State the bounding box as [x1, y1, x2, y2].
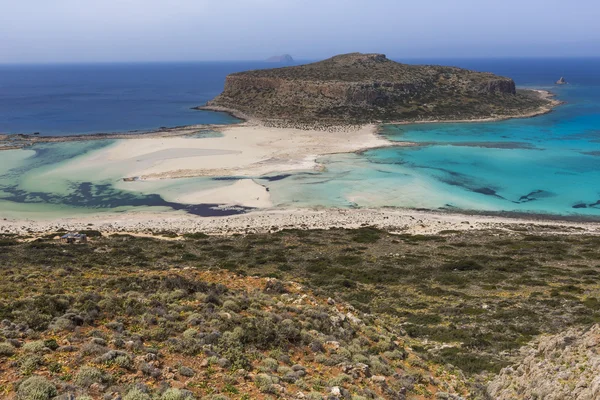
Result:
[1, 58, 600, 219]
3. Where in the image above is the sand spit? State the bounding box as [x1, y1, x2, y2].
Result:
[2, 208, 599, 237]
[0, 124, 223, 151]
[174, 179, 272, 208]
[77, 123, 392, 181]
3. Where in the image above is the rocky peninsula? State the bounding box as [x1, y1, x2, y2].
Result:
[202, 53, 557, 127]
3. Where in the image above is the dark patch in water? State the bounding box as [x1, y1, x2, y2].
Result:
[516, 190, 554, 204]
[419, 165, 507, 200]
[581, 151, 600, 156]
[572, 200, 600, 210]
[571, 130, 600, 143]
[260, 174, 292, 182]
[0, 181, 252, 217]
[473, 187, 498, 196]
[439, 178, 506, 199]
[445, 141, 538, 150]
[388, 161, 509, 201]
[212, 177, 240, 181]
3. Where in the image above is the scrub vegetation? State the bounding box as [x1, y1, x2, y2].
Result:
[0, 226, 598, 399]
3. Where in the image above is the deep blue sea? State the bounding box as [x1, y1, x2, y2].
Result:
[1, 58, 599, 219]
[0, 61, 286, 135]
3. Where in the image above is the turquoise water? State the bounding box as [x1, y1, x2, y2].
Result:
[0, 139, 252, 218]
[266, 60, 600, 219]
[1, 58, 599, 219]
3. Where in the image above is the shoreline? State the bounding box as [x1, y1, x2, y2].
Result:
[2, 207, 599, 237]
[0, 88, 561, 151]
[0, 87, 578, 232]
[0, 124, 232, 151]
[383, 89, 562, 126]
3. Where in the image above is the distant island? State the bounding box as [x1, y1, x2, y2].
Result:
[265, 54, 294, 63]
[203, 53, 558, 127]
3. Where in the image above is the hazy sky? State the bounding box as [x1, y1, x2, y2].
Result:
[1, 0, 598, 63]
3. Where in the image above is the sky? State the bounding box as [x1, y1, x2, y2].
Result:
[1, 0, 598, 63]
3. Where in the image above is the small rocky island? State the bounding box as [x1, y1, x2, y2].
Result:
[203, 53, 555, 127]
[265, 54, 294, 63]
[556, 76, 568, 85]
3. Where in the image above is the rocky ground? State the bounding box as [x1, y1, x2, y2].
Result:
[0, 266, 467, 400]
[2, 227, 600, 399]
[488, 325, 600, 399]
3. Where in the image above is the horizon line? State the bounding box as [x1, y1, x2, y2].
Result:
[1, 55, 600, 66]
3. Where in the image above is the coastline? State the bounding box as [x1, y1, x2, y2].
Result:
[383, 89, 562, 126]
[0, 124, 230, 151]
[2, 207, 599, 237]
[0, 88, 562, 152]
[0, 87, 578, 231]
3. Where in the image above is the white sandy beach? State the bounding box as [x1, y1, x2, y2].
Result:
[172, 179, 272, 208]
[2, 207, 599, 237]
[93, 123, 389, 180]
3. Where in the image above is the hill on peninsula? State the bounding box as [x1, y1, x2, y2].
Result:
[204, 53, 554, 126]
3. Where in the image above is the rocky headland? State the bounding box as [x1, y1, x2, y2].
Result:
[202, 53, 557, 127]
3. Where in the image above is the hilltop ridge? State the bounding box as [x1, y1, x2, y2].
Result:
[203, 53, 556, 127]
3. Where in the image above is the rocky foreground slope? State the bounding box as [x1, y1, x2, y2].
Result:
[487, 324, 600, 400]
[0, 261, 467, 399]
[203, 53, 553, 126]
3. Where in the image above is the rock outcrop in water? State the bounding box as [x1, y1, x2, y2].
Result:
[204, 53, 553, 126]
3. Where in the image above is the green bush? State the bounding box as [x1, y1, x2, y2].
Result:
[260, 357, 279, 372]
[222, 300, 240, 312]
[441, 259, 483, 271]
[22, 341, 47, 354]
[328, 373, 352, 386]
[17, 376, 57, 400]
[162, 388, 194, 400]
[74, 366, 111, 387]
[351, 227, 381, 243]
[0, 342, 15, 356]
[19, 355, 43, 375]
[254, 373, 278, 393]
[124, 387, 151, 400]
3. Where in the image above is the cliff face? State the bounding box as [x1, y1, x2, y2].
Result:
[206, 53, 548, 125]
